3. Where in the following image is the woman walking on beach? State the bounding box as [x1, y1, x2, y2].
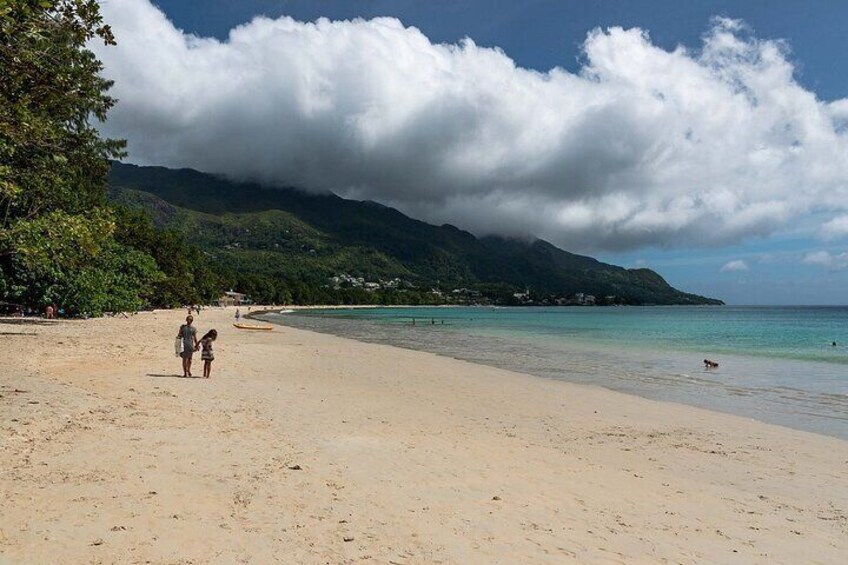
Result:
[177, 315, 199, 377]
[199, 329, 217, 379]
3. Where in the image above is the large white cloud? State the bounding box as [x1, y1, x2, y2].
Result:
[92, 0, 848, 251]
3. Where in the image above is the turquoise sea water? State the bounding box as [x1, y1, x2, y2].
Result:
[261, 306, 848, 440]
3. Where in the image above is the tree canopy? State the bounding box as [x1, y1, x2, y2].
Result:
[0, 1, 219, 314]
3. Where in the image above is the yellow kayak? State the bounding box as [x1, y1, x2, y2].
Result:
[233, 323, 274, 331]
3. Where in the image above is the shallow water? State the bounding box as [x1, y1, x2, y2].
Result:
[261, 306, 848, 440]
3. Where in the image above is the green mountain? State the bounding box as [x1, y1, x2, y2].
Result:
[108, 162, 722, 305]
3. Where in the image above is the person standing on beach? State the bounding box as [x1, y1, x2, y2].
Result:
[199, 329, 217, 379]
[235, 308, 241, 321]
[177, 315, 199, 377]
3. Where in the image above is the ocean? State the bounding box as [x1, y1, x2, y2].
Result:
[260, 306, 848, 440]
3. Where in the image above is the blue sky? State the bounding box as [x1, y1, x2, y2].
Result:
[98, 1, 848, 304]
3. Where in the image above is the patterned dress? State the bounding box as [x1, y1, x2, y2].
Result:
[201, 338, 215, 361]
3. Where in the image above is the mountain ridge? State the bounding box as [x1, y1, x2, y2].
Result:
[108, 162, 723, 306]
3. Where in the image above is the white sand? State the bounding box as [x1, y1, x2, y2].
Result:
[1, 307, 846, 564]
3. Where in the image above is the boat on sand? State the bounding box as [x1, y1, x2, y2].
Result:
[233, 323, 274, 331]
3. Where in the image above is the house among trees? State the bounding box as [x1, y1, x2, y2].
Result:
[218, 291, 251, 306]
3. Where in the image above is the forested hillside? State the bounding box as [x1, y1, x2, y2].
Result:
[109, 162, 723, 306]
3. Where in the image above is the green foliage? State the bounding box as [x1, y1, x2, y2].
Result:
[0, 1, 192, 314]
[59, 242, 163, 316]
[112, 205, 220, 308]
[0, 206, 164, 314]
[0, 0, 125, 222]
[4, 207, 113, 272]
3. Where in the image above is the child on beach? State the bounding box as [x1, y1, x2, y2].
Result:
[199, 329, 218, 379]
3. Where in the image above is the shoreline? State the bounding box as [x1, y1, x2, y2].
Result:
[261, 307, 848, 441]
[2, 307, 846, 563]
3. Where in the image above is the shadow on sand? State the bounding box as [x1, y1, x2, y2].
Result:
[146, 373, 204, 379]
[0, 318, 60, 326]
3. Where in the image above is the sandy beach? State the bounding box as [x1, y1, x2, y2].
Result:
[1, 307, 846, 564]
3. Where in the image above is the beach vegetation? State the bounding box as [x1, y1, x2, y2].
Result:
[0, 0, 216, 314]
